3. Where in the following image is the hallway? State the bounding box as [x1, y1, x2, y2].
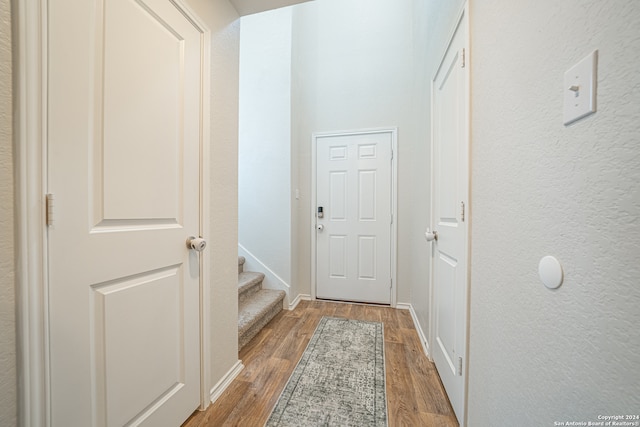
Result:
[4, 1, 639, 425]
[183, 300, 458, 426]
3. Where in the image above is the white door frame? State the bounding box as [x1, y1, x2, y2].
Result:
[428, 3, 471, 426]
[310, 128, 398, 307]
[14, 2, 212, 424]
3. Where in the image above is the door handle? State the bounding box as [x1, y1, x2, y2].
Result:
[425, 229, 438, 242]
[186, 236, 207, 252]
[317, 224, 324, 231]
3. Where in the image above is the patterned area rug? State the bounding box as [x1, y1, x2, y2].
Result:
[266, 316, 387, 426]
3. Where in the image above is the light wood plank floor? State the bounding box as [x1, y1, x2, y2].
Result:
[183, 300, 459, 427]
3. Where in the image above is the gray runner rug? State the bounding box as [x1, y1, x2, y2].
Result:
[265, 316, 387, 427]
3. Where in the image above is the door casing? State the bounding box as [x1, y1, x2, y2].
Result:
[310, 128, 398, 307]
[13, 1, 212, 424]
[429, 2, 471, 426]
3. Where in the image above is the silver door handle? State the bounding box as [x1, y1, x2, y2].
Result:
[425, 229, 438, 242]
[186, 236, 207, 252]
[317, 224, 324, 231]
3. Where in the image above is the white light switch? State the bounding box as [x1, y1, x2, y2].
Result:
[563, 50, 597, 125]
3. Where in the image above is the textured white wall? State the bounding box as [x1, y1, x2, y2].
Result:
[238, 8, 292, 287]
[0, 0, 15, 425]
[291, 0, 416, 303]
[184, 0, 241, 389]
[468, 0, 640, 423]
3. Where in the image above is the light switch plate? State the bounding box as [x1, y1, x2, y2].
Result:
[563, 50, 597, 125]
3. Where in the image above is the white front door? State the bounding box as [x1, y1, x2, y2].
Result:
[315, 131, 393, 304]
[430, 7, 470, 425]
[47, 1, 204, 426]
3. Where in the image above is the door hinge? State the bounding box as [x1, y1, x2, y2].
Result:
[390, 278, 393, 289]
[458, 356, 463, 376]
[461, 201, 465, 222]
[391, 149, 394, 160]
[390, 213, 393, 224]
[460, 48, 466, 68]
[46, 193, 55, 226]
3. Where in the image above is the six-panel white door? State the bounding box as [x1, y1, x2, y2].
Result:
[430, 9, 470, 425]
[47, 1, 203, 426]
[315, 132, 392, 304]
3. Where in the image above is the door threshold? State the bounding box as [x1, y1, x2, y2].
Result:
[314, 297, 391, 307]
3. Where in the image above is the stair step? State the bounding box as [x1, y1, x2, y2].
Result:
[238, 271, 265, 303]
[238, 288, 285, 350]
[238, 256, 246, 273]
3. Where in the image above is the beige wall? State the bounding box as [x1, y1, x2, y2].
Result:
[0, 0, 15, 424]
[468, 0, 640, 422]
[184, 0, 242, 391]
[207, 0, 241, 387]
[291, 0, 419, 303]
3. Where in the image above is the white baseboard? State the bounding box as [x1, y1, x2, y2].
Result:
[396, 303, 430, 359]
[209, 360, 244, 404]
[395, 302, 411, 311]
[288, 294, 311, 310]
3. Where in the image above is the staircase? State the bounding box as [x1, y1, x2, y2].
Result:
[238, 256, 286, 350]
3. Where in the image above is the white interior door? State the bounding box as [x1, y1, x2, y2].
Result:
[315, 131, 393, 304]
[47, 1, 204, 426]
[430, 8, 469, 425]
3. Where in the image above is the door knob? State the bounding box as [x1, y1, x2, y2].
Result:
[425, 229, 438, 242]
[317, 224, 324, 231]
[186, 236, 207, 252]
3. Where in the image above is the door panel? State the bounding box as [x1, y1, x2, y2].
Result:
[330, 171, 347, 220]
[48, 1, 203, 426]
[329, 235, 347, 278]
[435, 252, 458, 374]
[358, 236, 376, 280]
[100, 0, 184, 221]
[431, 9, 469, 424]
[95, 266, 184, 427]
[358, 170, 377, 220]
[316, 131, 392, 304]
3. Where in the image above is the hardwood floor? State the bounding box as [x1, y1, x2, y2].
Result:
[182, 300, 459, 427]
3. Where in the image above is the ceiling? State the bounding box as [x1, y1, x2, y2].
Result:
[229, 0, 314, 16]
